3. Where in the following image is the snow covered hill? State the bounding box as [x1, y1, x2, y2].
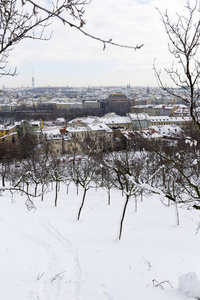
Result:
[0, 183, 199, 299]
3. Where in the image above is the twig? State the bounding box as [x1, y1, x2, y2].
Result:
[195, 221, 200, 235]
[142, 256, 152, 271]
[37, 272, 44, 280]
[51, 271, 66, 283]
[152, 279, 173, 289]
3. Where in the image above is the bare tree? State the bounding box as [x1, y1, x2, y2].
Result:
[103, 151, 148, 240]
[152, 0, 200, 210]
[68, 155, 100, 220]
[154, 0, 200, 130]
[49, 157, 65, 207]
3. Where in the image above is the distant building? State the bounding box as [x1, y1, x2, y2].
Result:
[0, 125, 18, 143]
[131, 104, 183, 117]
[100, 92, 134, 115]
[100, 113, 132, 130]
[150, 116, 191, 127]
[82, 100, 100, 110]
[129, 113, 151, 130]
[171, 105, 189, 116]
[107, 93, 128, 101]
[15, 120, 43, 137]
[131, 105, 161, 116]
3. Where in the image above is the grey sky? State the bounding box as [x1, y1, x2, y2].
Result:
[1, 0, 187, 88]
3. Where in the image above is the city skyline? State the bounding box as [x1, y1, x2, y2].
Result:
[1, 0, 186, 88]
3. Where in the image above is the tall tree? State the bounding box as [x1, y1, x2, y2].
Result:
[154, 0, 200, 130]
[152, 0, 200, 209]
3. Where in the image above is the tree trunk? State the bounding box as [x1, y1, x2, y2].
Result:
[108, 188, 111, 205]
[141, 190, 143, 202]
[77, 188, 87, 221]
[41, 184, 45, 201]
[11, 192, 14, 203]
[135, 195, 138, 212]
[55, 181, 58, 207]
[119, 194, 129, 240]
[175, 202, 180, 226]
[76, 182, 79, 195]
[2, 175, 5, 187]
[35, 184, 38, 197]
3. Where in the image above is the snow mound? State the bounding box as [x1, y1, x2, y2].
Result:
[178, 272, 200, 299]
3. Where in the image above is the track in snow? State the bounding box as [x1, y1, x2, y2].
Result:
[36, 221, 82, 300]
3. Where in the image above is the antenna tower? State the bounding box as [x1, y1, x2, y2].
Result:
[32, 70, 35, 88]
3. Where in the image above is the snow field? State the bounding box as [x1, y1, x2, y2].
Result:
[0, 183, 199, 299]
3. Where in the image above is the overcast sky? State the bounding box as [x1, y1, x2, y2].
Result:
[1, 0, 188, 88]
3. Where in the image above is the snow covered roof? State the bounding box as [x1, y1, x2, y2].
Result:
[0, 131, 18, 139]
[0, 125, 16, 131]
[56, 118, 65, 123]
[87, 123, 113, 132]
[150, 116, 171, 122]
[68, 114, 129, 128]
[150, 125, 181, 136]
[154, 104, 166, 108]
[14, 120, 41, 127]
[38, 127, 62, 139]
[174, 107, 190, 115]
[129, 113, 151, 120]
[68, 116, 98, 125]
[30, 121, 41, 127]
[66, 126, 89, 133]
[150, 116, 191, 122]
[100, 114, 130, 124]
[120, 129, 161, 140]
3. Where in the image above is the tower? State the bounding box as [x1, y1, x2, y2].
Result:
[32, 70, 35, 88]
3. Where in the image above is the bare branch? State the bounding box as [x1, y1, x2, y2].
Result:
[154, 1, 200, 130]
[25, 0, 143, 50]
[0, 0, 143, 76]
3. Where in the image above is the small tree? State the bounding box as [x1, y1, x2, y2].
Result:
[49, 158, 64, 207]
[69, 156, 100, 221]
[104, 151, 147, 240]
[101, 165, 113, 205]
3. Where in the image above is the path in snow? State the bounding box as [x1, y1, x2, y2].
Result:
[36, 221, 82, 300]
